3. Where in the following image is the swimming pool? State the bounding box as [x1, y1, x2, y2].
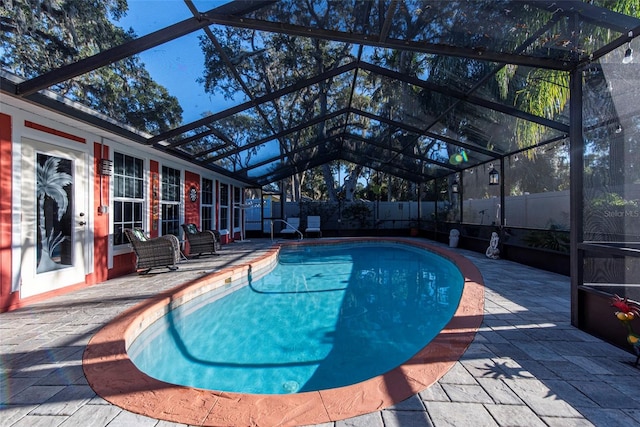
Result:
[127, 242, 464, 394]
[83, 238, 484, 426]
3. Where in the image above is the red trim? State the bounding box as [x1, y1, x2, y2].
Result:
[110, 253, 136, 278]
[184, 171, 200, 226]
[87, 142, 110, 285]
[149, 161, 159, 238]
[0, 113, 16, 312]
[24, 120, 86, 144]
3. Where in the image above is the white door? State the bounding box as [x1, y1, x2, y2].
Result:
[20, 138, 88, 298]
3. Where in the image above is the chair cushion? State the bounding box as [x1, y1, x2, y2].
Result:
[186, 224, 198, 234]
[133, 229, 147, 241]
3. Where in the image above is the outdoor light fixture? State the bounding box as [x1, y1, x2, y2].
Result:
[488, 164, 499, 186]
[622, 42, 633, 64]
[99, 158, 113, 176]
[451, 178, 459, 194]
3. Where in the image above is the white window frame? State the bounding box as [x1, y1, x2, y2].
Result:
[161, 165, 182, 237]
[112, 152, 145, 250]
[219, 182, 229, 232]
[201, 177, 215, 231]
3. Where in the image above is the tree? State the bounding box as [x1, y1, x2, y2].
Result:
[199, 2, 360, 201]
[495, 1, 640, 192]
[0, 0, 182, 134]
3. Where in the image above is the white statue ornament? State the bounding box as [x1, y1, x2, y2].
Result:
[486, 232, 500, 259]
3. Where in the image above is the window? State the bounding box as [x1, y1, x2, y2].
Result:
[161, 166, 181, 236]
[219, 183, 229, 230]
[113, 152, 144, 246]
[201, 178, 215, 231]
[233, 186, 241, 228]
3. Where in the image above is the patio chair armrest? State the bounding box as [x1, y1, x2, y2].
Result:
[157, 234, 181, 264]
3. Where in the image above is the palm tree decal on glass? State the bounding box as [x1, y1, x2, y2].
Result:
[37, 154, 73, 273]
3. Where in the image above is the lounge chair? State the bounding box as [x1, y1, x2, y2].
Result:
[281, 217, 301, 238]
[305, 216, 322, 237]
[124, 228, 181, 274]
[181, 223, 221, 257]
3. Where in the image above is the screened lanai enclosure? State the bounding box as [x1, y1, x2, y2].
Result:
[1, 1, 639, 353]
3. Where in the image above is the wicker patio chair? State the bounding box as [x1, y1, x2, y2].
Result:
[124, 228, 181, 274]
[181, 223, 221, 257]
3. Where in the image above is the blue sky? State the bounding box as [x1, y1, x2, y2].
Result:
[113, 1, 237, 124]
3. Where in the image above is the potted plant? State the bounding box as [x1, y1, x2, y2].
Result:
[408, 219, 420, 237]
[611, 295, 640, 368]
[341, 202, 371, 229]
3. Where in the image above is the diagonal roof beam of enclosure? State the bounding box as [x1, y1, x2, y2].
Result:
[188, 103, 501, 181]
[153, 59, 568, 160]
[258, 144, 426, 187]
[339, 148, 429, 183]
[156, 142, 261, 186]
[184, 0, 299, 170]
[350, 109, 501, 159]
[187, 108, 349, 161]
[536, 1, 640, 36]
[157, 61, 568, 153]
[148, 62, 359, 146]
[359, 62, 571, 134]
[164, 126, 234, 150]
[14, 1, 275, 96]
[525, 2, 640, 67]
[229, 137, 334, 179]
[201, 13, 572, 71]
[340, 133, 453, 171]
[230, 129, 446, 182]
[409, 17, 566, 158]
[221, 113, 479, 185]
[588, 23, 640, 65]
[258, 148, 341, 184]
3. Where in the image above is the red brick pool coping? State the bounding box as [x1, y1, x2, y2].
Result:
[83, 238, 484, 426]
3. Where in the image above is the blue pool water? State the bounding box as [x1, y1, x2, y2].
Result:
[128, 242, 464, 394]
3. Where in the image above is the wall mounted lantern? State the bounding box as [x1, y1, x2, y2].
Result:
[451, 177, 459, 194]
[622, 42, 633, 64]
[99, 159, 113, 176]
[488, 164, 499, 186]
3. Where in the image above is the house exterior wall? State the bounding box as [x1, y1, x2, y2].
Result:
[0, 97, 245, 312]
[185, 170, 201, 225]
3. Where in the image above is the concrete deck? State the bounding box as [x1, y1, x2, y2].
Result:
[1, 238, 639, 426]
